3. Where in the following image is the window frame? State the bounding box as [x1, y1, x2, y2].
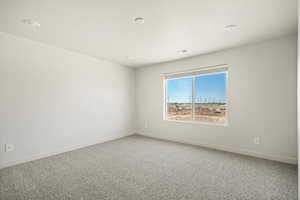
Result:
[163, 69, 228, 126]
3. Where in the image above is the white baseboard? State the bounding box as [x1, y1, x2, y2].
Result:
[2, 131, 296, 169]
[0, 131, 134, 169]
[137, 132, 297, 165]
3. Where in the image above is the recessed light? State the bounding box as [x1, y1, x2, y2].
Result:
[21, 19, 41, 27]
[224, 24, 237, 31]
[134, 17, 145, 24]
[178, 49, 188, 54]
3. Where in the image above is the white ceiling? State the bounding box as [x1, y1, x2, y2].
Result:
[0, 0, 297, 67]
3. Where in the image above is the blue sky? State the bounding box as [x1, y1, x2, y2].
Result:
[166, 72, 226, 103]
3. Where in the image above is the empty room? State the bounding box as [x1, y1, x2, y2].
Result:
[0, 0, 299, 199]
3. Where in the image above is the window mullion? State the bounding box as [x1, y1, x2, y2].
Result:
[192, 77, 195, 121]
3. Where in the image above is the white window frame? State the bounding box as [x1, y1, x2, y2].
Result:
[163, 66, 228, 126]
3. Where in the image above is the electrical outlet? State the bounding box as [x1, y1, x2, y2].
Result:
[5, 144, 14, 152]
[253, 137, 260, 145]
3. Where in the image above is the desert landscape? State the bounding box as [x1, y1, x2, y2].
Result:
[167, 103, 226, 123]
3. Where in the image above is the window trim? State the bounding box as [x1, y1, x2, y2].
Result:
[163, 67, 229, 126]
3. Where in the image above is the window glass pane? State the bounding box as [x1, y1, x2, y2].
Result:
[166, 77, 192, 120]
[195, 73, 227, 123]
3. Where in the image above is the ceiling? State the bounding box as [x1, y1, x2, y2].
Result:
[0, 0, 297, 67]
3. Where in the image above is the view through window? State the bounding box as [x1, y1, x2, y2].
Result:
[165, 69, 227, 124]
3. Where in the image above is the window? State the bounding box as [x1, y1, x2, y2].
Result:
[164, 66, 228, 124]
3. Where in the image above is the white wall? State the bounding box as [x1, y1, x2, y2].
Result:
[0, 32, 135, 168]
[0, 32, 296, 168]
[297, 0, 299, 196]
[136, 35, 297, 164]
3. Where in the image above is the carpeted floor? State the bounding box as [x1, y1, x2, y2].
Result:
[0, 135, 297, 200]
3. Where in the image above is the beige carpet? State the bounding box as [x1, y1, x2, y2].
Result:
[0, 135, 297, 200]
